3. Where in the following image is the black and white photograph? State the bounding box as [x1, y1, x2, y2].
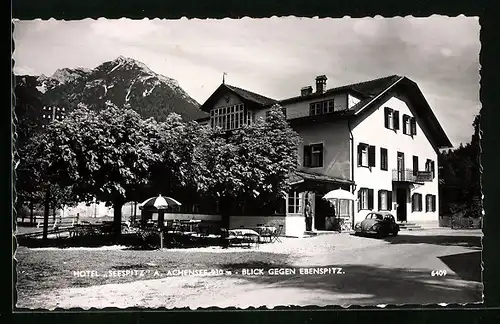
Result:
[12, 15, 482, 309]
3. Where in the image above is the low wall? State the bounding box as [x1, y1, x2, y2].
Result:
[149, 213, 222, 222]
[228, 215, 286, 234]
[285, 215, 306, 237]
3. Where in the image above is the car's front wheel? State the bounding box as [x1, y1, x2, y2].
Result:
[392, 230, 399, 236]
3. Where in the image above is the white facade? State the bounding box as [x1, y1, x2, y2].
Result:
[199, 77, 448, 235]
[351, 96, 439, 227]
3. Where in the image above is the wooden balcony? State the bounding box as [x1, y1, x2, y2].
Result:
[392, 169, 433, 184]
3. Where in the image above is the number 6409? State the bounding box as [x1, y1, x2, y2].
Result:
[431, 270, 447, 276]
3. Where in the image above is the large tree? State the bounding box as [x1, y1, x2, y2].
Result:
[34, 103, 162, 236]
[204, 105, 301, 222]
[439, 113, 482, 218]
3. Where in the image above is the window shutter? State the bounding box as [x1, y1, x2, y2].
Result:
[413, 156, 419, 176]
[393, 111, 400, 130]
[368, 189, 374, 210]
[357, 190, 361, 212]
[303, 145, 311, 167]
[380, 148, 387, 171]
[419, 194, 423, 211]
[432, 195, 436, 212]
[411, 117, 417, 135]
[431, 161, 435, 179]
[318, 144, 324, 167]
[357, 144, 363, 166]
[368, 145, 376, 167]
[388, 191, 393, 210]
[378, 191, 382, 211]
[384, 107, 390, 128]
[411, 194, 415, 212]
[425, 195, 429, 212]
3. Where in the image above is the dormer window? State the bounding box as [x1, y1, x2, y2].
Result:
[310, 99, 334, 116]
[210, 103, 252, 130]
[384, 107, 399, 130]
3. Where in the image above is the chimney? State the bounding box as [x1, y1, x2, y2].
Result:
[315, 75, 327, 94]
[301, 86, 313, 96]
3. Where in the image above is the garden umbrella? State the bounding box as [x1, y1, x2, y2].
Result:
[323, 189, 357, 201]
[139, 194, 182, 211]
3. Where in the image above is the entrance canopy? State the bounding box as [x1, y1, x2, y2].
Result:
[289, 170, 354, 192]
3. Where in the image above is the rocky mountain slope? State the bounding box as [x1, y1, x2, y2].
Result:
[15, 56, 208, 122]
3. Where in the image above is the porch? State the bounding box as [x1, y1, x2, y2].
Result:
[285, 170, 356, 237]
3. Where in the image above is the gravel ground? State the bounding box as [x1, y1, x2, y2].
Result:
[15, 228, 483, 309]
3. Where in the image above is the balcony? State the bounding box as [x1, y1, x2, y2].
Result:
[392, 169, 433, 184]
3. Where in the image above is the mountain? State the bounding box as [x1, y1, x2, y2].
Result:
[15, 56, 209, 122]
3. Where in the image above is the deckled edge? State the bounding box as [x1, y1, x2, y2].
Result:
[12, 18, 20, 312]
[11, 15, 484, 312]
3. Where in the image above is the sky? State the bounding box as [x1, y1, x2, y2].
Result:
[12, 15, 480, 147]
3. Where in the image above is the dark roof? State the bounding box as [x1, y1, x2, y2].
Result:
[225, 84, 277, 106]
[197, 75, 452, 148]
[279, 75, 402, 106]
[289, 170, 354, 186]
[199, 83, 277, 112]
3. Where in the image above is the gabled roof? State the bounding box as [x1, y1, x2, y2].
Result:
[279, 75, 402, 106]
[198, 75, 452, 149]
[199, 83, 277, 113]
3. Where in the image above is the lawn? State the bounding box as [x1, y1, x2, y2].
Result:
[15, 245, 293, 304]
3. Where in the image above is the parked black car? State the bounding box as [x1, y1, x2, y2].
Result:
[354, 211, 399, 237]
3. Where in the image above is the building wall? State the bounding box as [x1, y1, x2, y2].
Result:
[293, 120, 352, 181]
[213, 91, 244, 108]
[348, 94, 361, 108]
[282, 93, 349, 119]
[228, 215, 286, 234]
[351, 96, 439, 226]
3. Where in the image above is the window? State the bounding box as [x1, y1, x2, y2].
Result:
[380, 148, 388, 171]
[425, 159, 436, 179]
[412, 193, 423, 212]
[309, 99, 334, 116]
[358, 188, 374, 210]
[339, 199, 350, 217]
[303, 143, 323, 168]
[425, 194, 437, 212]
[210, 103, 249, 131]
[403, 115, 417, 135]
[378, 190, 392, 211]
[358, 143, 375, 167]
[413, 156, 419, 176]
[384, 107, 400, 130]
[288, 192, 303, 214]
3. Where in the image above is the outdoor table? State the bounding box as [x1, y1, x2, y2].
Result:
[256, 226, 276, 234]
[228, 228, 261, 246]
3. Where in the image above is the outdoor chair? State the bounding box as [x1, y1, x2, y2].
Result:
[270, 225, 284, 243]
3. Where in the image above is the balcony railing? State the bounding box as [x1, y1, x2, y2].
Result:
[392, 169, 433, 183]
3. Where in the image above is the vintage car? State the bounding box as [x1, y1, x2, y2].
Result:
[354, 211, 399, 237]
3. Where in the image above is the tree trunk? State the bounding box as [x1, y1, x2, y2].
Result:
[219, 196, 233, 229]
[29, 201, 34, 226]
[42, 191, 50, 240]
[52, 205, 56, 222]
[113, 200, 124, 238]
